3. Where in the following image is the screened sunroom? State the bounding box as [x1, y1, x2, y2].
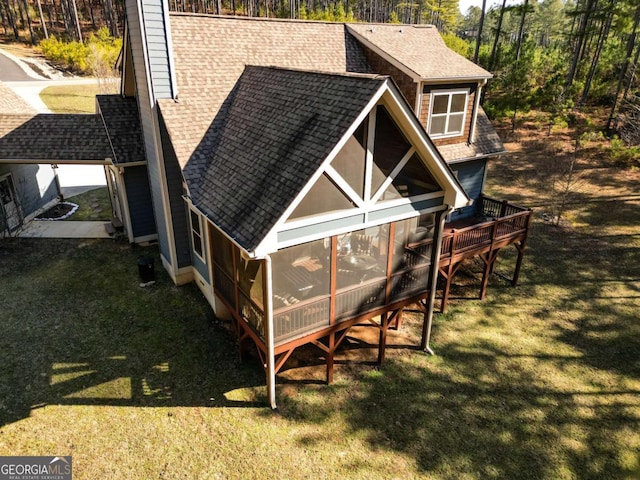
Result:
[184, 68, 469, 408]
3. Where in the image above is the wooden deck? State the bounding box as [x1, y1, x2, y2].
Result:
[438, 195, 533, 312]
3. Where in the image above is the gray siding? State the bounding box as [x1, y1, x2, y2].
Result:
[449, 158, 486, 221]
[0, 164, 58, 217]
[140, 0, 174, 99]
[123, 165, 156, 238]
[125, 0, 170, 261]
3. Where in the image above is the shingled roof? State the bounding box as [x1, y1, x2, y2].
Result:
[0, 114, 112, 162]
[185, 66, 386, 252]
[347, 23, 492, 81]
[438, 108, 506, 163]
[97, 95, 146, 165]
[158, 14, 371, 179]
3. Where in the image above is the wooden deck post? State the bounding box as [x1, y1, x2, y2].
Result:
[326, 333, 335, 384]
[423, 208, 449, 352]
[377, 313, 388, 364]
[512, 211, 533, 286]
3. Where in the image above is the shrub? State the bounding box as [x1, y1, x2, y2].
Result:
[39, 28, 122, 76]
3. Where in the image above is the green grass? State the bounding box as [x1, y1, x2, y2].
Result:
[66, 187, 111, 221]
[0, 112, 638, 479]
[40, 84, 99, 114]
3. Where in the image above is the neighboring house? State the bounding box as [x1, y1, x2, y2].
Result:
[0, 82, 59, 235]
[116, 5, 531, 407]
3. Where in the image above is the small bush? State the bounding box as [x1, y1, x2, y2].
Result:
[39, 28, 122, 75]
[610, 136, 640, 167]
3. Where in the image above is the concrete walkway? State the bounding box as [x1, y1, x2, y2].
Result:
[19, 220, 111, 239]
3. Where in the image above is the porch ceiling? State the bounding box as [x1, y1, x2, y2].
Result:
[0, 113, 112, 164]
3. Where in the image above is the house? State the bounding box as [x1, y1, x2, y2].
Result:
[113, 5, 531, 407]
[0, 2, 532, 408]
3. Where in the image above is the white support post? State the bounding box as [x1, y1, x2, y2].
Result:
[264, 254, 277, 409]
[422, 206, 453, 354]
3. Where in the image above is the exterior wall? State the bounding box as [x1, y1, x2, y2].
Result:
[123, 165, 156, 238]
[419, 83, 478, 147]
[138, 0, 174, 99]
[359, 44, 417, 108]
[158, 114, 192, 269]
[448, 158, 486, 221]
[0, 164, 58, 218]
[125, 0, 184, 279]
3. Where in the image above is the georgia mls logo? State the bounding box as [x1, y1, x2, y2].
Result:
[0, 456, 72, 480]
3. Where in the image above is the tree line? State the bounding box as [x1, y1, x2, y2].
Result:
[1, 0, 639, 145]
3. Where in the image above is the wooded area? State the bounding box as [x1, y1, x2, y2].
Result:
[1, 0, 639, 147]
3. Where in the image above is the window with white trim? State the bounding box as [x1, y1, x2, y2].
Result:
[428, 90, 468, 138]
[190, 208, 205, 261]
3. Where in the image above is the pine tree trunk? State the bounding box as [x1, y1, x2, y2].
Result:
[581, 2, 613, 104]
[488, 0, 507, 71]
[3, 0, 20, 39]
[21, 0, 35, 44]
[514, 0, 530, 63]
[473, 0, 486, 64]
[607, 1, 640, 130]
[36, 0, 49, 38]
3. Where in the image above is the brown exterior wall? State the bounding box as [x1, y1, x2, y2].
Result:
[419, 83, 478, 146]
[360, 44, 417, 108]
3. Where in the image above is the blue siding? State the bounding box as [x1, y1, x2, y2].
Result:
[449, 158, 486, 221]
[0, 164, 58, 217]
[123, 165, 156, 238]
[158, 114, 192, 269]
[191, 239, 209, 282]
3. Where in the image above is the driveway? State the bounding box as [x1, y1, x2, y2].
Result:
[0, 49, 45, 82]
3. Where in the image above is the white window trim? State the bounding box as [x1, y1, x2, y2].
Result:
[189, 207, 206, 263]
[427, 89, 469, 139]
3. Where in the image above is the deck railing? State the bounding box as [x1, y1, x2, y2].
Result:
[440, 195, 532, 262]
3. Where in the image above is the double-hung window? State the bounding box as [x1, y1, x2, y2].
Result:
[428, 90, 468, 138]
[190, 208, 205, 261]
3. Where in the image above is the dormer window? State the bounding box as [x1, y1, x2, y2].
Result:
[428, 90, 468, 138]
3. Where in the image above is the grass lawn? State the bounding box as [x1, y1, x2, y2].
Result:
[40, 84, 100, 114]
[66, 187, 112, 221]
[0, 111, 638, 479]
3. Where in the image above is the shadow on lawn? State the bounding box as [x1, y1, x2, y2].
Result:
[0, 239, 266, 428]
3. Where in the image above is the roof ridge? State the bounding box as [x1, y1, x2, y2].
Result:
[246, 65, 387, 81]
[169, 12, 347, 25]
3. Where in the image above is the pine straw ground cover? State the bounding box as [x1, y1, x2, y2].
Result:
[0, 110, 638, 479]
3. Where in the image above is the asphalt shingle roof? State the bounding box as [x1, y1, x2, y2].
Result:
[97, 95, 146, 165]
[159, 14, 372, 181]
[438, 108, 506, 162]
[188, 66, 386, 252]
[347, 23, 492, 81]
[0, 113, 112, 162]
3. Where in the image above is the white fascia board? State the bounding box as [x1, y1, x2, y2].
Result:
[253, 82, 388, 257]
[381, 85, 470, 209]
[346, 27, 422, 81]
